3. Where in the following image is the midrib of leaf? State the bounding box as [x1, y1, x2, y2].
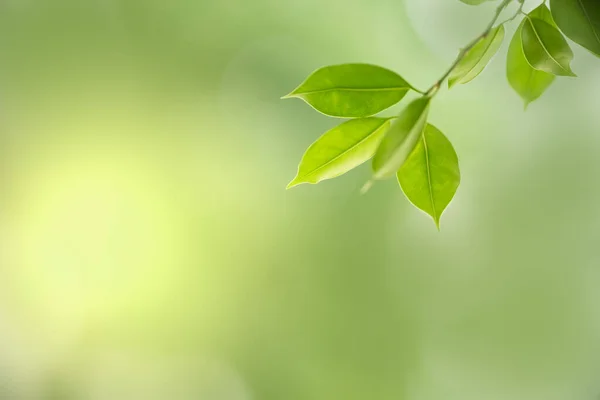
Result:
[422, 133, 438, 225]
[292, 87, 409, 96]
[293, 120, 389, 184]
[526, 17, 570, 74]
[578, 0, 600, 48]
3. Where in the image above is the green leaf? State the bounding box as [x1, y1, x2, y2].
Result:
[507, 18, 555, 108]
[550, 0, 600, 57]
[449, 25, 505, 88]
[283, 64, 414, 118]
[372, 97, 430, 180]
[459, 0, 495, 5]
[287, 118, 392, 188]
[530, 2, 557, 26]
[397, 124, 460, 229]
[521, 17, 577, 77]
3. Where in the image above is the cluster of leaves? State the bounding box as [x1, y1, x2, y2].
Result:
[284, 0, 599, 228]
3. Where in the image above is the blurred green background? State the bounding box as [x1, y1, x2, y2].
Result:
[0, 0, 599, 398]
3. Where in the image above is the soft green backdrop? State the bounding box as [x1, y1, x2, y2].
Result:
[0, 0, 599, 399]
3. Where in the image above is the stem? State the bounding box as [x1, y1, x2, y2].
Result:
[425, 0, 514, 97]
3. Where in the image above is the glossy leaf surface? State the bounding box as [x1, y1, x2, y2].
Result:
[288, 118, 392, 188]
[283, 64, 413, 118]
[397, 124, 460, 228]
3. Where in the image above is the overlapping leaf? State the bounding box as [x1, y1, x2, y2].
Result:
[397, 124, 460, 228]
[288, 118, 391, 188]
[372, 97, 430, 180]
[521, 16, 576, 77]
[283, 64, 414, 118]
[507, 4, 556, 107]
[449, 25, 505, 88]
[550, 0, 600, 57]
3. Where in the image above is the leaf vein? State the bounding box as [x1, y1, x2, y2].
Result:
[422, 133, 437, 224]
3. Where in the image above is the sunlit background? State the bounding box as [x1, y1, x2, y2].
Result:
[0, 0, 599, 398]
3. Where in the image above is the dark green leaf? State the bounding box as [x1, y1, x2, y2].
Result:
[397, 124, 460, 229]
[550, 0, 600, 57]
[283, 64, 413, 118]
[287, 118, 392, 188]
[372, 97, 430, 180]
[521, 17, 577, 77]
[449, 25, 505, 88]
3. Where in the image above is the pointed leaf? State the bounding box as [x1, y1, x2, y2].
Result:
[550, 0, 600, 57]
[372, 97, 430, 180]
[507, 18, 555, 107]
[288, 118, 392, 188]
[283, 64, 413, 118]
[449, 25, 505, 88]
[521, 17, 577, 76]
[397, 124, 460, 228]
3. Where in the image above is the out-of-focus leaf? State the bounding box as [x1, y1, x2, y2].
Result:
[521, 17, 576, 77]
[372, 97, 430, 180]
[550, 0, 600, 57]
[507, 6, 556, 108]
[449, 25, 505, 88]
[459, 0, 496, 5]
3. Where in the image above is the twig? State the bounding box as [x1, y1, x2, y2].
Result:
[425, 0, 514, 97]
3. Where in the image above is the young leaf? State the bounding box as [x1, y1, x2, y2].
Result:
[550, 0, 600, 57]
[287, 118, 392, 188]
[449, 25, 505, 88]
[397, 124, 460, 229]
[507, 21, 555, 108]
[521, 17, 576, 77]
[372, 97, 430, 180]
[283, 64, 414, 118]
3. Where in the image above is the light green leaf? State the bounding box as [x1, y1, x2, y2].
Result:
[449, 25, 505, 88]
[550, 0, 600, 57]
[397, 124, 460, 229]
[529, 2, 557, 26]
[372, 97, 430, 180]
[459, 0, 495, 5]
[287, 118, 392, 188]
[521, 17, 577, 77]
[507, 15, 555, 108]
[283, 64, 414, 118]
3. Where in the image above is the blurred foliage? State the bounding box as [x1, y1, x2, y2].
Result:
[0, 0, 599, 399]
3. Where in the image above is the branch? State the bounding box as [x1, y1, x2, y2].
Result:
[425, 0, 515, 97]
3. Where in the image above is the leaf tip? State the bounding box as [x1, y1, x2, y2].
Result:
[281, 93, 295, 100]
[286, 177, 302, 189]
